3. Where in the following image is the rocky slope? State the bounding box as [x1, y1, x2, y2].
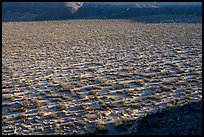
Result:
[132, 100, 202, 135]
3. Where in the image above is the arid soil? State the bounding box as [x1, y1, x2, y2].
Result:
[2, 20, 202, 135]
[131, 100, 202, 135]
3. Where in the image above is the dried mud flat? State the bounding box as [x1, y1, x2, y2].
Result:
[2, 20, 202, 135]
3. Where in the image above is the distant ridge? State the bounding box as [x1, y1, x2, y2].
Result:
[2, 2, 202, 22]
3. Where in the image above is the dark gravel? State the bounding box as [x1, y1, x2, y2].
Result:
[131, 100, 202, 135]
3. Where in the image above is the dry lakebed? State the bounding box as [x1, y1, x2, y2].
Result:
[2, 20, 202, 135]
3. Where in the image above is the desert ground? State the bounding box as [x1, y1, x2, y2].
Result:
[2, 20, 202, 135]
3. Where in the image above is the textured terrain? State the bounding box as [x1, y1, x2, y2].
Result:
[2, 20, 202, 135]
[132, 100, 202, 135]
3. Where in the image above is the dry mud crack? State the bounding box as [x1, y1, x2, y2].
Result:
[2, 20, 202, 135]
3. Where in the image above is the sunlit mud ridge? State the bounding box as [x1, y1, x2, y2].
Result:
[2, 20, 202, 135]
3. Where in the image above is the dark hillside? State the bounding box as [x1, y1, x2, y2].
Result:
[2, 3, 202, 23]
[132, 100, 202, 135]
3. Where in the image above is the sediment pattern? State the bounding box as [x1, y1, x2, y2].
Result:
[2, 20, 202, 135]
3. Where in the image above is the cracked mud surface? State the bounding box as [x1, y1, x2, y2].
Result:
[2, 20, 202, 135]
